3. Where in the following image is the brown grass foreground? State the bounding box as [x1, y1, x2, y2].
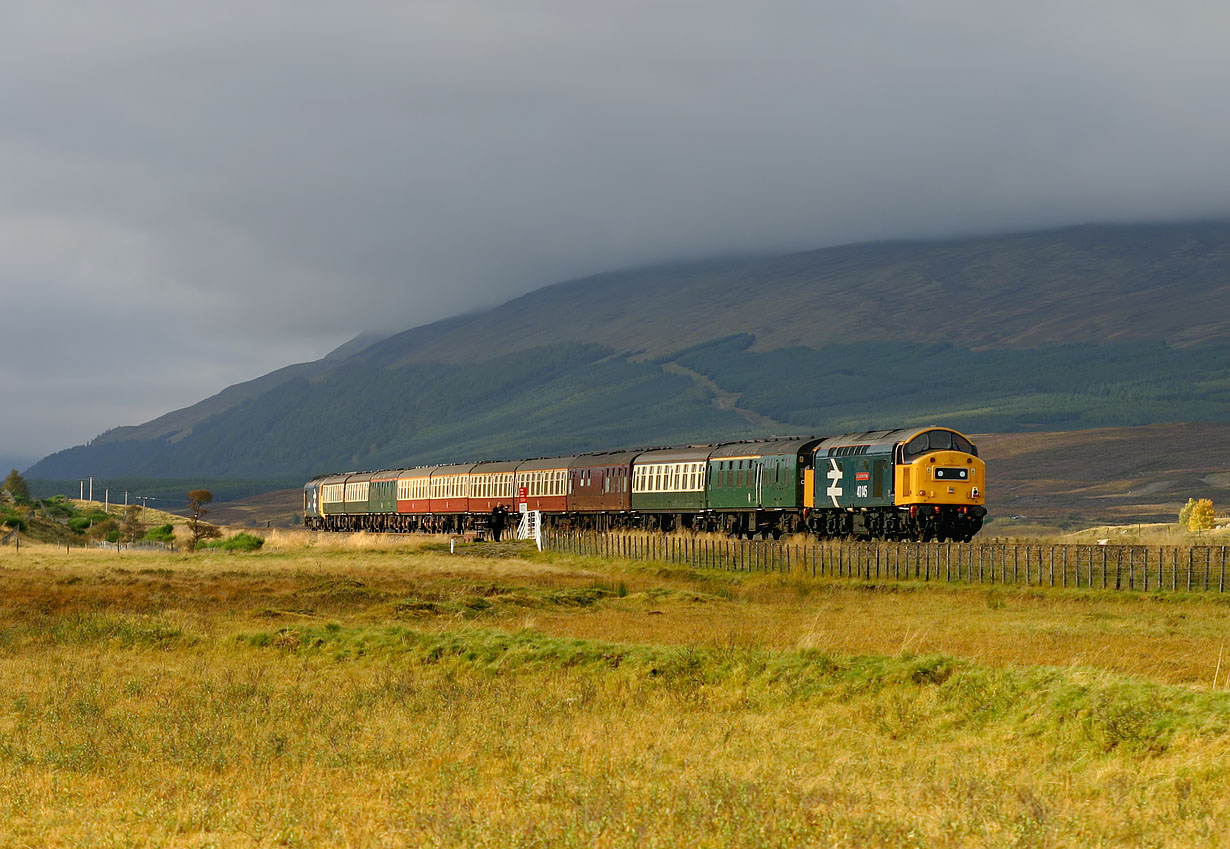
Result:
[2, 533, 1230, 847]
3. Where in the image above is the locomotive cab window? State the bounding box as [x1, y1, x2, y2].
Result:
[952, 433, 977, 456]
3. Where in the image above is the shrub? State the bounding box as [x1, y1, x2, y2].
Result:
[105, 530, 122, 543]
[87, 519, 119, 541]
[1, 514, 25, 532]
[1179, 498, 1196, 527]
[201, 532, 265, 552]
[42, 496, 75, 519]
[143, 524, 176, 543]
[68, 517, 93, 534]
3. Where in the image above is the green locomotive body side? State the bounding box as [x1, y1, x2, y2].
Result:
[812, 443, 895, 511]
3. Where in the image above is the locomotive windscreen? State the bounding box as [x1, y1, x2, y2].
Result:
[903, 429, 978, 461]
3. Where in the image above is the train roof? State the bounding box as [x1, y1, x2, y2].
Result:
[633, 445, 716, 463]
[386, 466, 434, 478]
[569, 449, 644, 468]
[709, 436, 825, 459]
[470, 460, 521, 474]
[430, 463, 479, 476]
[817, 426, 970, 452]
[516, 455, 578, 471]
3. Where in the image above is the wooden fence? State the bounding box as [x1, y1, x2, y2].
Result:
[541, 531, 1230, 592]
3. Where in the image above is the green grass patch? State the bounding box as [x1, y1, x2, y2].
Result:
[200, 532, 265, 552]
[0, 613, 193, 650]
[238, 623, 1230, 755]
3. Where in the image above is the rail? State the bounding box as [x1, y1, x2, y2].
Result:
[541, 531, 1230, 592]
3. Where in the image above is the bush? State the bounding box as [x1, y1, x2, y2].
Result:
[68, 517, 93, 534]
[87, 519, 119, 541]
[105, 530, 121, 543]
[42, 496, 75, 519]
[1, 514, 25, 532]
[1179, 498, 1197, 527]
[143, 524, 176, 543]
[201, 532, 264, 552]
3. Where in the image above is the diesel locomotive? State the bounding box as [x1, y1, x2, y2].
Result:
[303, 425, 986, 542]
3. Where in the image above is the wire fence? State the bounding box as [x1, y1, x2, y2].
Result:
[542, 531, 1230, 592]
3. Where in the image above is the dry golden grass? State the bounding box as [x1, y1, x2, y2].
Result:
[1063, 519, 1230, 546]
[3, 535, 1230, 847]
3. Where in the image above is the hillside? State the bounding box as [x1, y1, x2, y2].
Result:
[352, 220, 1230, 366]
[26, 220, 1230, 484]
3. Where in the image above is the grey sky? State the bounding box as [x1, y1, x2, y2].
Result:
[4, 1, 1230, 464]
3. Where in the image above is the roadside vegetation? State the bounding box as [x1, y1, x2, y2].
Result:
[2, 533, 1230, 846]
[1, 471, 194, 547]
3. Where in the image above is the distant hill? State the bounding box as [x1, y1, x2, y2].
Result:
[27, 220, 1230, 485]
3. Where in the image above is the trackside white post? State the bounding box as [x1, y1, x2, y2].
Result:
[517, 510, 542, 550]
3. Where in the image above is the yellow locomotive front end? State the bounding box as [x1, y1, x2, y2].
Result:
[894, 427, 986, 541]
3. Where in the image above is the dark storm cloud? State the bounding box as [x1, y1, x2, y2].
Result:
[4, 1, 1230, 461]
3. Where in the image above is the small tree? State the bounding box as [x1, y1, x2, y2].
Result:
[1179, 498, 1197, 528]
[1190, 499, 1216, 531]
[2, 469, 30, 505]
[186, 489, 221, 551]
[120, 505, 144, 543]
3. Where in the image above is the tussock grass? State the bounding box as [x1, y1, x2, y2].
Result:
[4, 539, 1230, 845]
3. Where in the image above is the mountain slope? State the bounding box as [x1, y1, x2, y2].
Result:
[89, 333, 389, 447]
[351, 220, 1230, 367]
[30, 344, 751, 479]
[26, 220, 1230, 483]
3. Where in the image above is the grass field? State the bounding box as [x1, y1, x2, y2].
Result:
[3, 532, 1230, 847]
